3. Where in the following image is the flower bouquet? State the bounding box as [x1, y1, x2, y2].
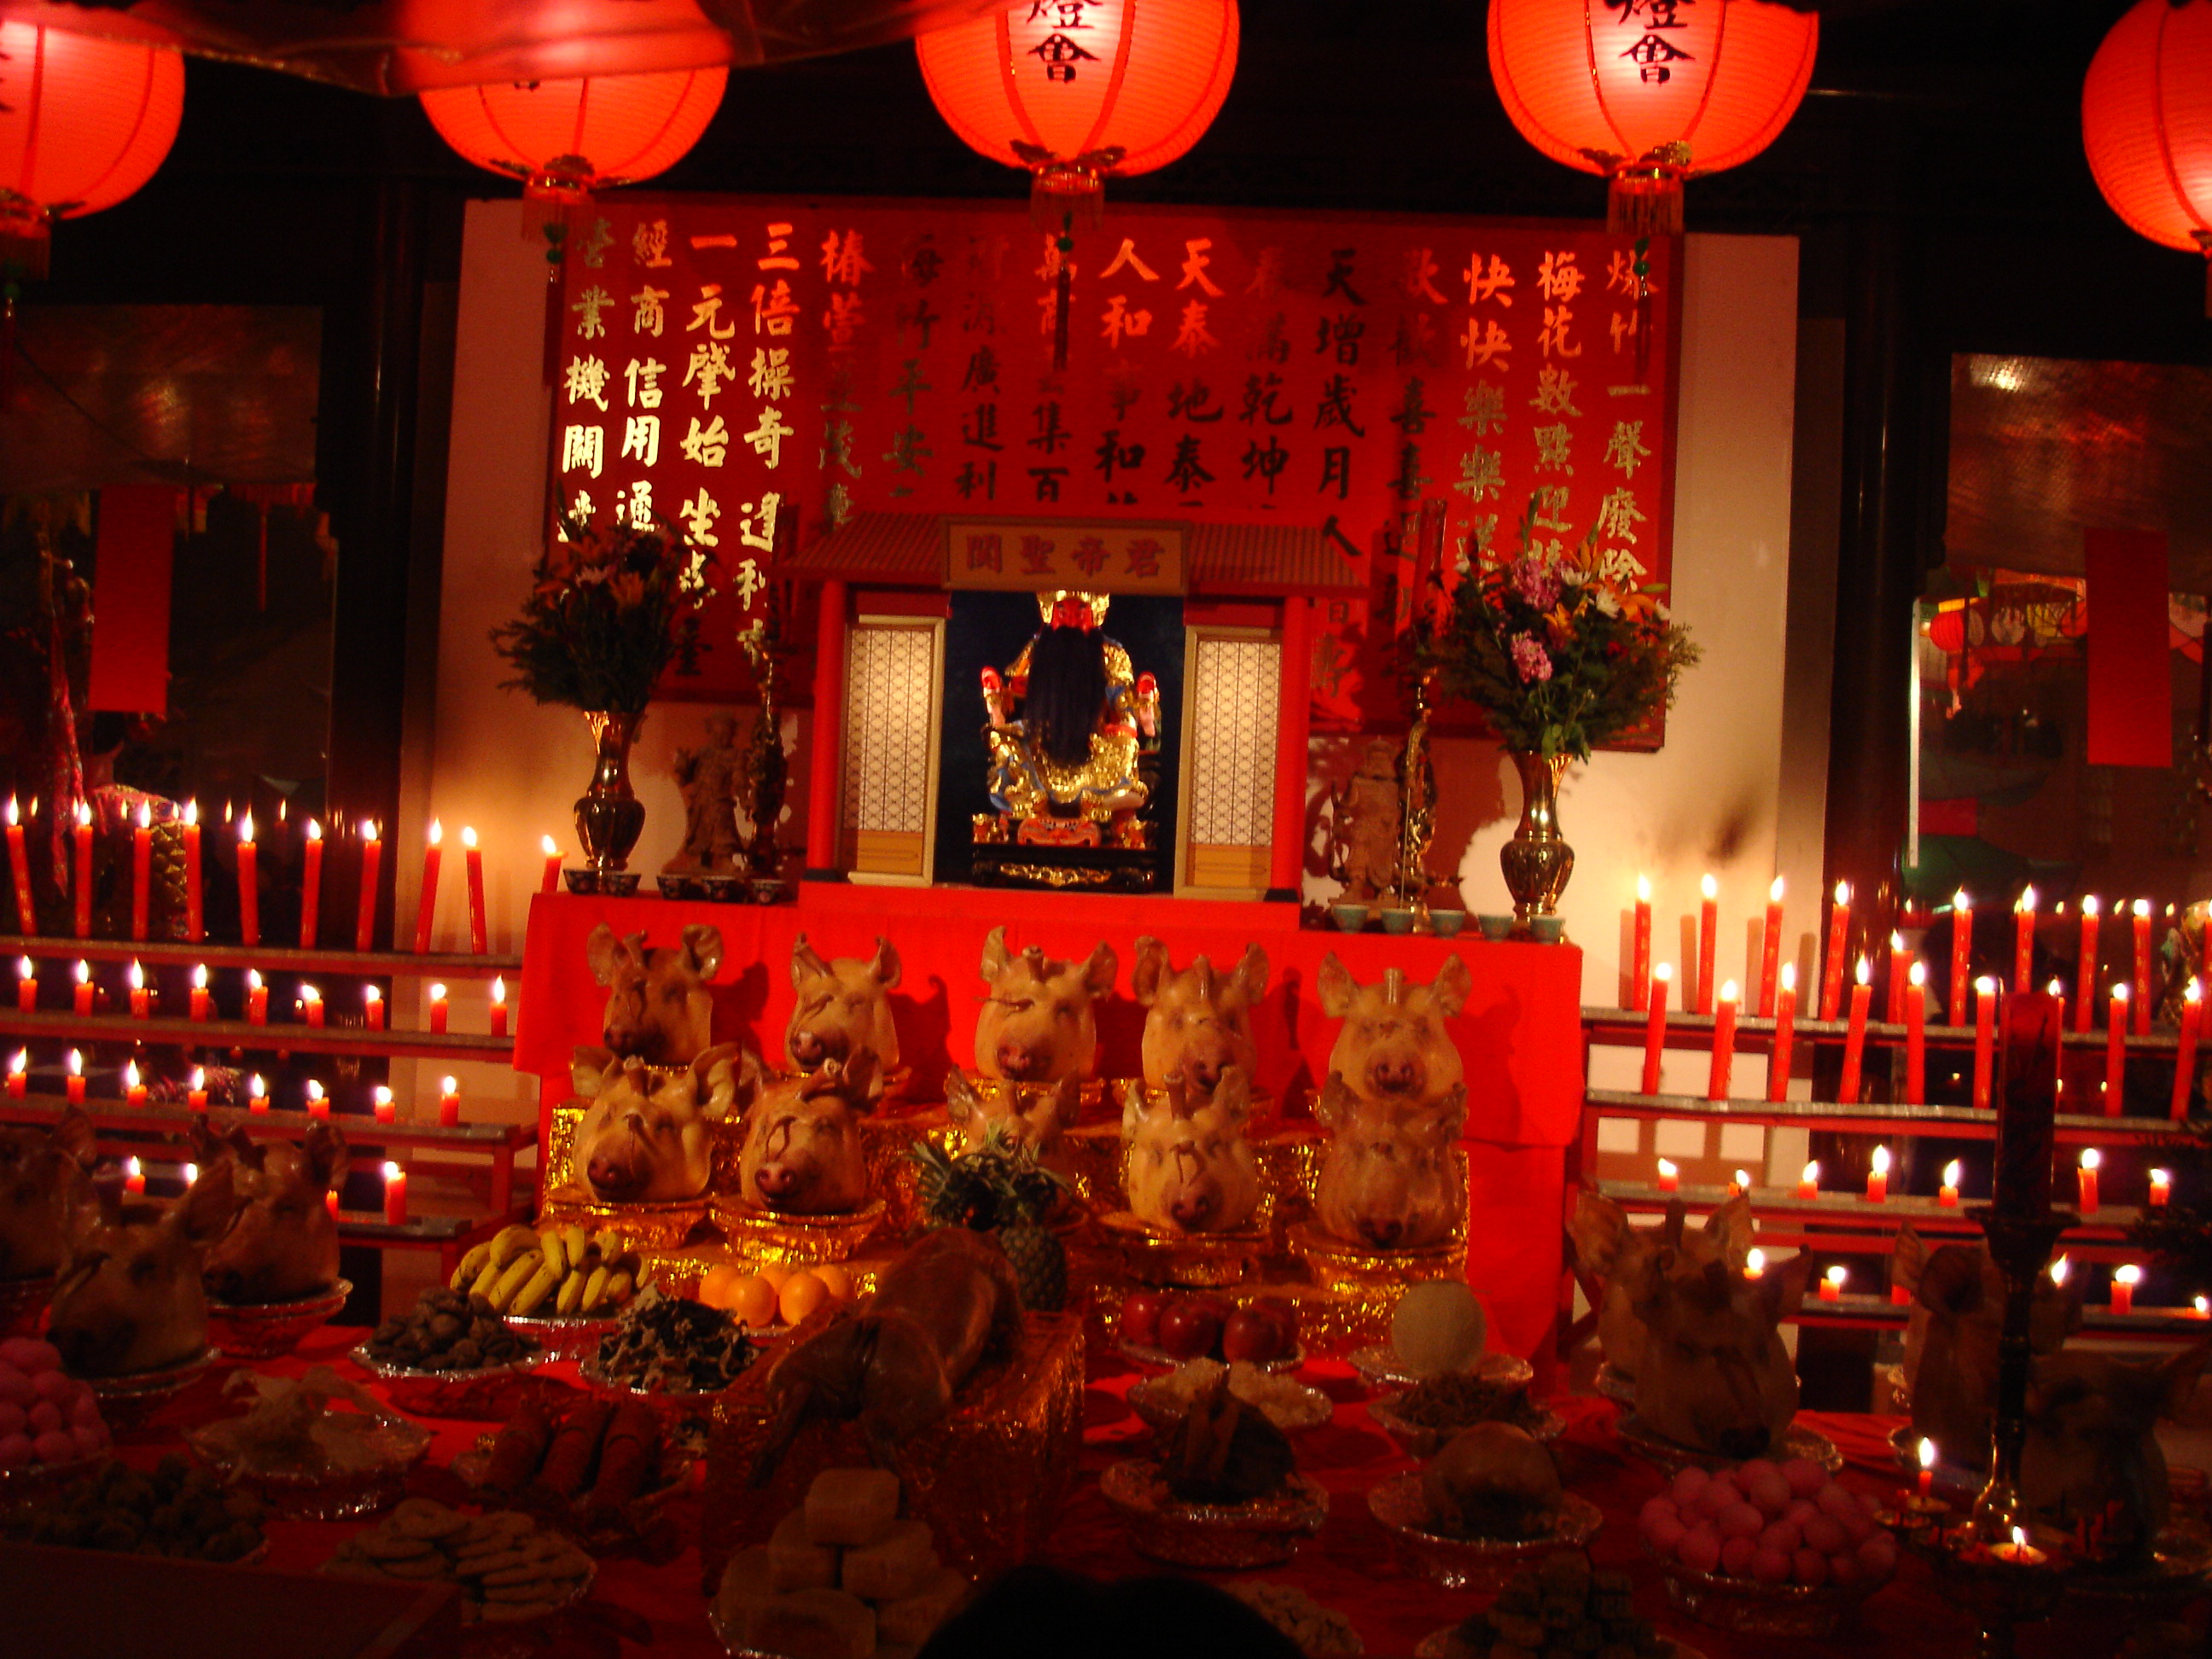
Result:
[1412, 496, 1697, 917]
[490, 517, 719, 877]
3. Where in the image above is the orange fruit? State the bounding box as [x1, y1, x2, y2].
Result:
[697, 1263, 745, 1310]
[779, 1270, 830, 1326]
[755, 1263, 794, 1291]
[728, 1274, 778, 1330]
[813, 1263, 854, 1303]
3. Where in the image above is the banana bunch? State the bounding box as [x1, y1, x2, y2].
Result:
[448, 1222, 645, 1318]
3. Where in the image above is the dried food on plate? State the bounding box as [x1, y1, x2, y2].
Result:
[591, 1284, 754, 1394]
[476, 1395, 667, 1512]
[1430, 1551, 1674, 1659]
[190, 1365, 429, 1481]
[1422, 1422, 1564, 1541]
[1228, 1581, 1363, 1656]
[9, 1452, 265, 1561]
[1393, 1368, 1543, 1432]
[326, 1497, 594, 1622]
[1157, 1371, 1298, 1505]
[1132, 1358, 1330, 1434]
[362, 1285, 532, 1371]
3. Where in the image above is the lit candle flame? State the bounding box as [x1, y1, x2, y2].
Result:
[1719, 979, 1738, 1004]
[192, 964, 207, 990]
[73, 960, 87, 985]
[2, 797, 14, 827]
[2115, 982, 2130, 1003]
[1835, 879, 1850, 905]
[190, 1066, 205, 1090]
[1701, 874, 1717, 900]
[1780, 962, 1796, 992]
[1746, 1248, 1766, 1277]
[73, 802, 90, 828]
[13, 958, 26, 981]
[248, 1074, 265, 1100]
[490, 976, 507, 1004]
[461, 826, 477, 850]
[182, 1163, 197, 1186]
[127, 960, 143, 991]
[1975, 975, 1994, 995]
[2155, 1167, 2172, 1187]
[1918, 1436, 1936, 1471]
[383, 1160, 402, 1180]
[2047, 977, 2064, 998]
[2084, 895, 2100, 917]
[306, 1081, 323, 1103]
[441, 1074, 457, 1094]
[1909, 960, 1926, 987]
[2082, 1148, 2102, 1172]
[427, 819, 442, 847]
[1636, 874, 1650, 902]
[1825, 1265, 1847, 1289]
[361, 820, 379, 842]
[2116, 1264, 2142, 1286]
[2052, 1255, 2070, 1285]
[2191, 981, 2203, 1006]
[238, 811, 254, 844]
[1944, 1159, 1962, 1187]
[1736, 1169, 1752, 1191]
[301, 984, 320, 1003]
[1953, 888, 1970, 911]
[66, 1049, 81, 1077]
[430, 981, 447, 1001]
[364, 986, 382, 1004]
[1802, 1160, 1820, 1185]
[136, 801, 150, 830]
[125, 1061, 139, 1088]
[1872, 1145, 1890, 1175]
[306, 818, 321, 841]
[247, 969, 262, 992]
[1855, 957, 1871, 987]
[2019, 885, 2036, 912]
[1657, 1158, 1678, 1182]
[541, 834, 557, 857]
[183, 800, 198, 828]
[1770, 876, 1784, 903]
[1891, 929, 1905, 952]
[374, 1086, 393, 1108]
[2135, 899, 2150, 917]
[6, 1051, 21, 1078]
[2012, 1527, 2027, 1549]
[125, 1155, 141, 1181]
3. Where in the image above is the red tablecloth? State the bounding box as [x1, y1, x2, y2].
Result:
[66, 1325, 2063, 1659]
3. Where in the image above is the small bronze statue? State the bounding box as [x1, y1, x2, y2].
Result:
[1329, 736, 1404, 905]
[668, 711, 743, 875]
[736, 605, 790, 881]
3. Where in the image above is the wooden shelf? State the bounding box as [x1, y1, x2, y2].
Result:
[0, 934, 519, 981]
[0, 1008, 513, 1062]
[1582, 1006, 2184, 1056]
[1595, 1178, 2144, 1239]
[1791, 1292, 2205, 1342]
[1583, 1088, 2185, 1145]
[1, 1092, 533, 1150]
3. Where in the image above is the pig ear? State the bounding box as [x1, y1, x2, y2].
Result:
[1313, 1071, 1359, 1131]
[945, 1069, 982, 1127]
[1081, 940, 1117, 998]
[571, 1045, 617, 1098]
[1430, 954, 1473, 1018]
[1755, 1249, 1819, 1329]
[870, 936, 901, 990]
[305, 1122, 349, 1193]
[1317, 953, 1357, 1018]
[981, 926, 1012, 982]
[1705, 1194, 1754, 1272]
[189, 1118, 226, 1166]
[790, 933, 830, 989]
[1661, 1197, 1687, 1253]
[66, 1180, 116, 1253]
[585, 923, 621, 986]
[2157, 1344, 2211, 1421]
[1213, 1065, 1253, 1127]
[1131, 936, 1168, 1008]
[1568, 1188, 1633, 1278]
[1231, 944, 1269, 1004]
[229, 1128, 267, 1175]
[692, 1043, 744, 1118]
[1890, 1223, 1930, 1298]
[681, 924, 725, 981]
[51, 1107, 97, 1169]
[729, 1047, 767, 1118]
[1119, 1080, 1150, 1139]
[175, 1159, 242, 1249]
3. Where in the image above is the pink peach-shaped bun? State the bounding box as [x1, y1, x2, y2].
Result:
[31, 1429, 77, 1464]
[1816, 1482, 1862, 1518]
[1784, 1497, 1820, 1526]
[69, 1423, 106, 1458]
[1671, 1466, 1712, 1506]
[1791, 1548, 1831, 1587]
[1826, 1551, 1862, 1587]
[32, 1368, 73, 1404]
[69, 1394, 102, 1428]
[0, 1401, 22, 1437]
[1704, 1474, 1743, 1507]
[0, 1432, 32, 1465]
[1801, 1514, 1847, 1555]
[1720, 1536, 1759, 1576]
[0, 1371, 35, 1409]
[1757, 1520, 1802, 1555]
[26, 1400, 61, 1434]
[1719, 1502, 1766, 1540]
[0, 1338, 60, 1372]
[1840, 1505, 1877, 1545]
[1783, 1458, 1828, 1497]
[1640, 1495, 1679, 1532]
[1742, 1464, 1793, 1516]
[1647, 1515, 1688, 1555]
[1751, 1546, 1795, 1584]
[1858, 1534, 1899, 1575]
[1679, 1528, 1724, 1575]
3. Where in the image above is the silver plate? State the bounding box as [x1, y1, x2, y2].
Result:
[1365, 1392, 1565, 1458]
[1417, 1630, 1702, 1659]
[1120, 1338, 1306, 1376]
[1368, 1474, 1603, 1592]
[1615, 1412, 1842, 1476]
[1348, 1345, 1534, 1393]
[1126, 1371, 1334, 1435]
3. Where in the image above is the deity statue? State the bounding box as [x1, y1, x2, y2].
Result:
[1329, 736, 1404, 904]
[979, 589, 1160, 843]
[669, 712, 742, 874]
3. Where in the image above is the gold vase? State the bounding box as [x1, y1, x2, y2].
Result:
[574, 709, 647, 872]
[1499, 749, 1574, 919]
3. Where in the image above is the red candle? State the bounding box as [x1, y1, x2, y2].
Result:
[2111, 1264, 2139, 1317]
[189, 963, 210, 1022]
[324, 1189, 340, 1221]
[428, 981, 449, 1034]
[70, 803, 91, 938]
[1887, 933, 1911, 1026]
[2151, 1167, 2172, 1208]
[2133, 900, 2153, 1035]
[1708, 978, 1740, 1100]
[247, 1074, 268, 1115]
[187, 1066, 207, 1112]
[3, 797, 33, 935]
[246, 968, 268, 1027]
[300, 819, 323, 949]
[2014, 886, 2037, 993]
[355, 820, 381, 952]
[1798, 1160, 1821, 1201]
[13, 958, 31, 1013]
[182, 800, 204, 942]
[236, 812, 259, 947]
[539, 834, 562, 895]
[373, 1085, 395, 1124]
[2174, 980, 2203, 1122]
[301, 984, 324, 1028]
[462, 827, 487, 955]
[2106, 983, 2129, 1109]
[64, 1049, 84, 1106]
[1630, 875, 1652, 1010]
[1767, 963, 1797, 1103]
[2078, 1148, 2101, 1214]
[1866, 1144, 1890, 1203]
[2048, 975, 2067, 1043]
[413, 818, 443, 954]
[123, 1155, 144, 1196]
[1696, 874, 1718, 1016]
[306, 1080, 329, 1120]
[124, 1061, 147, 1109]
[1743, 1247, 1765, 1278]
[2075, 896, 2100, 1033]
[1972, 975, 1996, 1109]
[364, 986, 385, 1030]
[1917, 1439, 1936, 1497]
[1904, 961, 1927, 1104]
[1948, 889, 1972, 1025]
[127, 959, 148, 1019]
[489, 976, 509, 1039]
[381, 1161, 408, 1225]
[71, 959, 92, 1016]
[438, 1074, 460, 1127]
[1939, 1159, 1961, 1208]
[1820, 879, 1852, 1022]
[1819, 1266, 1845, 1303]
[1642, 963, 1671, 1095]
[1839, 958, 1872, 1103]
[4, 1051, 22, 1100]
[1759, 876, 1784, 1018]
[130, 803, 151, 941]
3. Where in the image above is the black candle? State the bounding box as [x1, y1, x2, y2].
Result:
[1993, 988, 2062, 1217]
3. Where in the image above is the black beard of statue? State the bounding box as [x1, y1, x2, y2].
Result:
[1027, 624, 1107, 768]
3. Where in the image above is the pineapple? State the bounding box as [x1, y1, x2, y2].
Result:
[910, 1126, 1070, 1312]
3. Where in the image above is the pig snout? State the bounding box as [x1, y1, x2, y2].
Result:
[755, 1164, 800, 1205]
[1168, 1153, 1220, 1230]
[1359, 1214, 1406, 1249]
[789, 1027, 831, 1066]
[994, 1039, 1047, 1080]
[1365, 1053, 1423, 1097]
[50, 1314, 134, 1377]
[1716, 1423, 1772, 1459]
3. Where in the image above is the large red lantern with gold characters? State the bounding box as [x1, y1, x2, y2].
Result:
[0, 21, 184, 279]
[420, 67, 728, 212]
[1487, 0, 1818, 235]
[2081, 0, 2212, 314]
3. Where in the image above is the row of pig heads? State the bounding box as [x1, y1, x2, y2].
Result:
[787, 933, 900, 1088]
[568, 1043, 743, 1204]
[1120, 1065, 1263, 1236]
[50, 1161, 241, 1378]
[1569, 1190, 1753, 1382]
[588, 922, 723, 1065]
[974, 924, 1117, 1083]
[0, 1109, 96, 1280]
[1318, 951, 1471, 1111]
[1132, 937, 1267, 1097]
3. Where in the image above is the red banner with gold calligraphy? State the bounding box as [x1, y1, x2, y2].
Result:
[549, 196, 1680, 738]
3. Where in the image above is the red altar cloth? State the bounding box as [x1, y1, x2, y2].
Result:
[514, 888, 1586, 1362]
[62, 1328, 2028, 1659]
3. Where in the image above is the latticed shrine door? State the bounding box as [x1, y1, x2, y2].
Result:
[841, 618, 944, 880]
[1179, 630, 1280, 894]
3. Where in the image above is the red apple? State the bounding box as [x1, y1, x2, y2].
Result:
[1156, 1298, 1223, 1360]
[1120, 1292, 1166, 1348]
[1221, 1309, 1284, 1364]
[1253, 1296, 1300, 1348]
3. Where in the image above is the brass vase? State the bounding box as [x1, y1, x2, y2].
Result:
[1499, 750, 1574, 919]
[575, 709, 647, 872]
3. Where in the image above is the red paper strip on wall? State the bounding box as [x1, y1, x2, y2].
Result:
[87, 486, 178, 715]
[2081, 527, 2170, 769]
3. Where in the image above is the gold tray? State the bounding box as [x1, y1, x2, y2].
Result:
[1099, 1459, 1328, 1569]
[1369, 1475, 1602, 1592]
[1095, 1209, 1264, 1288]
[538, 1193, 708, 1250]
[706, 1196, 888, 1265]
[1290, 1220, 1466, 1293]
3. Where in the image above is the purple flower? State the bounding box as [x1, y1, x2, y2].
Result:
[1509, 556, 1561, 612]
[1511, 632, 1553, 684]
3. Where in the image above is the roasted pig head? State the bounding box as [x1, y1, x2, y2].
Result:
[973, 925, 1115, 1084]
[588, 922, 722, 1064]
[1313, 1072, 1464, 1251]
[0, 1108, 96, 1281]
[1317, 952, 1470, 1114]
[49, 1162, 239, 1377]
[570, 1042, 741, 1203]
[1121, 1066, 1262, 1235]
[1629, 1247, 1814, 1460]
[785, 934, 900, 1093]
[1569, 1190, 1753, 1382]
[1132, 937, 1266, 1102]
[194, 1121, 346, 1305]
[736, 1048, 879, 1215]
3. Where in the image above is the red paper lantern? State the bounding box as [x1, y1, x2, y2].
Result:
[917, 0, 1238, 225]
[420, 67, 728, 207]
[1487, 0, 1817, 234]
[2082, 0, 2212, 314]
[0, 23, 184, 278]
